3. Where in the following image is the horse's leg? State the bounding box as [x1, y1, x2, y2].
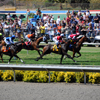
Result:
[0, 53, 4, 63]
[8, 56, 13, 64]
[62, 50, 76, 62]
[72, 52, 76, 58]
[60, 54, 64, 64]
[14, 54, 25, 64]
[75, 51, 81, 58]
[35, 47, 49, 61]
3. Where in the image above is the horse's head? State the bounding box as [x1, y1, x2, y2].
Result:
[83, 35, 91, 43]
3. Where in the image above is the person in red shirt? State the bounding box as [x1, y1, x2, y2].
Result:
[53, 33, 64, 48]
[76, 24, 79, 34]
[66, 15, 70, 25]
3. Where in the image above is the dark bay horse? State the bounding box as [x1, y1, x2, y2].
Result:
[23, 36, 48, 56]
[0, 41, 25, 64]
[66, 35, 91, 58]
[35, 39, 76, 64]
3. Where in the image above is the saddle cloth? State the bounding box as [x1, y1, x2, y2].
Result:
[52, 44, 61, 52]
[2, 46, 10, 52]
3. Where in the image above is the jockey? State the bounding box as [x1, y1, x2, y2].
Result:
[25, 33, 35, 42]
[53, 33, 64, 48]
[4, 35, 16, 49]
[68, 33, 80, 44]
[68, 33, 80, 40]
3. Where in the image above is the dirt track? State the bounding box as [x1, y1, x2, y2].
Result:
[0, 82, 100, 100]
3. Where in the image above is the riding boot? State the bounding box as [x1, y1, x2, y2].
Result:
[6, 44, 10, 50]
[57, 44, 59, 48]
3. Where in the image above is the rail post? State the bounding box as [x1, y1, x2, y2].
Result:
[13, 70, 16, 82]
[84, 72, 86, 84]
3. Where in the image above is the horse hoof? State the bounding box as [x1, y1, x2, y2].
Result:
[23, 62, 25, 64]
[35, 59, 38, 61]
[74, 60, 77, 63]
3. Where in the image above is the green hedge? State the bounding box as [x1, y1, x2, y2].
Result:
[0, 70, 100, 84]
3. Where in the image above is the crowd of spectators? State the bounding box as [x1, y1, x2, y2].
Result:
[0, 9, 100, 42]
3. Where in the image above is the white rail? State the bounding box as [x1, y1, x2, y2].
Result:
[0, 64, 100, 84]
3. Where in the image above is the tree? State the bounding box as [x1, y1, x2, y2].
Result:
[70, 0, 90, 9]
[54, 0, 66, 10]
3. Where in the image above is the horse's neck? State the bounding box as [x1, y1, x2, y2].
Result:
[76, 37, 84, 48]
[36, 37, 43, 45]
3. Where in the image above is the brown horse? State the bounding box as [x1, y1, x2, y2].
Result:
[35, 39, 76, 64]
[65, 35, 91, 59]
[23, 36, 48, 56]
[0, 41, 25, 64]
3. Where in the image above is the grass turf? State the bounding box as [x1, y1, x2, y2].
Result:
[1, 47, 100, 65]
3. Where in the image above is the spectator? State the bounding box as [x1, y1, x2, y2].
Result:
[36, 8, 41, 15]
[66, 15, 70, 25]
[6, 13, 12, 21]
[40, 23, 45, 36]
[94, 26, 100, 35]
[36, 23, 41, 37]
[14, 24, 21, 38]
[77, 10, 82, 16]
[9, 19, 14, 36]
[57, 22, 62, 34]
[83, 12, 86, 21]
[65, 25, 71, 39]
[18, 16, 22, 27]
[86, 9, 90, 16]
[71, 23, 76, 34]
[30, 24, 36, 37]
[94, 13, 99, 27]
[26, 9, 30, 20]
[56, 16, 61, 25]
[3, 22, 10, 37]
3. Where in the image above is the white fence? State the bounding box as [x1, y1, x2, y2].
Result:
[0, 64, 100, 84]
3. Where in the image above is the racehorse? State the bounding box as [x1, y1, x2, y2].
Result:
[0, 41, 25, 64]
[23, 36, 48, 56]
[66, 35, 91, 58]
[35, 39, 76, 64]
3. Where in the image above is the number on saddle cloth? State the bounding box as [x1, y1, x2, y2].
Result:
[53, 44, 61, 51]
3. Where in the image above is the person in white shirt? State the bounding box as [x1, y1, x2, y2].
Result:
[3, 22, 10, 37]
[6, 13, 11, 20]
[86, 9, 90, 16]
[56, 16, 61, 25]
[77, 10, 81, 16]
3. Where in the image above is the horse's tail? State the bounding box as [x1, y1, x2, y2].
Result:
[37, 45, 46, 48]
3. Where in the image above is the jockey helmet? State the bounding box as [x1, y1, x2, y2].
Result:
[76, 33, 80, 36]
[60, 34, 64, 37]
[0, 33, 2, 36]
[12, 35, 15, 38]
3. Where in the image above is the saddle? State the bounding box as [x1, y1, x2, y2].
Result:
[25, 41, 31, 46]
[25, 41, 33, 50]
[53, 44, 61, 52]
[1, 46, 10, 52]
